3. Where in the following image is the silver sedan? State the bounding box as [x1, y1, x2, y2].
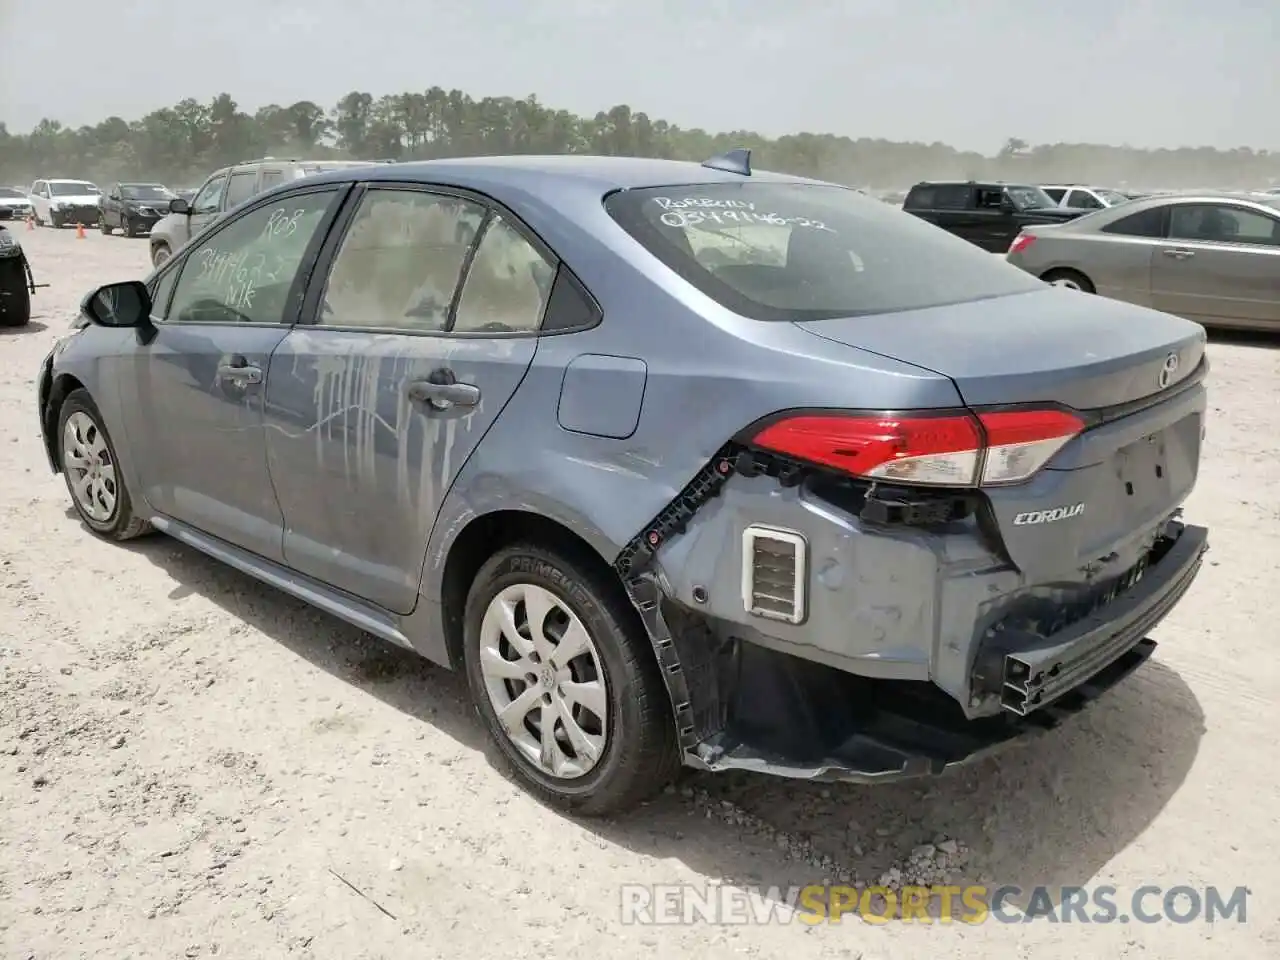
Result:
[1005, 193, 1280, 332]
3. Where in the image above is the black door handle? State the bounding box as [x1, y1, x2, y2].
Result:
[406, 371, 480, 410]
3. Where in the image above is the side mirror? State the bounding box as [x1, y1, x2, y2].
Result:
[999, 196, 1016, 213]
[169, 197, 190, 215]
[81, 280, 152, 329]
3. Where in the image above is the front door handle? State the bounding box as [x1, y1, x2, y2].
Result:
[406, 376, 480, 410]
[216, 357, 263, 385]
[1162, 248, 1195, 259]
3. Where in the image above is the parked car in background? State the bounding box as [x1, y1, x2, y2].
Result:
[37, 152, 1209, 814]
[1006, 192, 1280, 331]
[99, 182, 177, 237]
[149, 157, 392, 266]
[174, 188, 197, 204]
[0, 222, 35, 327]
[27, 179, 102, 227]
[1040, 185, 1130, 210]
[0, 187, 33, 222]
[902, 180, 1089, 252]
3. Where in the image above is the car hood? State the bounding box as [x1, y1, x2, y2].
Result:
[793, 286, 1205, 410]
[0, 197, 29, 205]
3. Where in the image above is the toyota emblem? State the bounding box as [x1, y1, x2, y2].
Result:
[1158, 352, 1179, 389]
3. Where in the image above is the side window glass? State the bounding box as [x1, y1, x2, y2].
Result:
[320, 189, 486, 333]
[933, 185, 970, 209]
[224, 171, 258, 210]
[192, 175, 227, 215]
[260, 170, 285, 191]
[149, 264, 179, 319]
[1168, 204, 1278, 244]
[1069, 190, 1101, 209]
[1102, 207, 1166, 238]
[975, 188, 1003, 210]
[905, 187, 935, 208]
[167, 190, 339, 325]
[1043, 188, 1066, 203]
[453, 216, 555, 334]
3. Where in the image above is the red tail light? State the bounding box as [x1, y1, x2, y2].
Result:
[750, 409, 1084, 487]
[1008, 233, 1036, 255]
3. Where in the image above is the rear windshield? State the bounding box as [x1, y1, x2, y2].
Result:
[122, 184, 173, 200]
[604, 182, 1043, 321]
[50, 181, 98, 196]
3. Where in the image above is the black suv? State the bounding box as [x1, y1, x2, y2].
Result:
[902, 181, 1086, 252]
[99, 182, 177, 237]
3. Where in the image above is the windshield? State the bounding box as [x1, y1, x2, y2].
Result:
[121, 184, 174, 201]
[50, 181, 98, 196]
[604, 182, 1044, 322]
[1006, 186, 1058, 211]
[0, 188, 23, 199]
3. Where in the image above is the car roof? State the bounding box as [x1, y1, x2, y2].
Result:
[293, 154, 821, 198]
[49, 178, 95, 184]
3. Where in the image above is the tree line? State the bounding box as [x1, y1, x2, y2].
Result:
[1, 89, 1276, 192]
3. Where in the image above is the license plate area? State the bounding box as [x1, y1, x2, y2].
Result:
[1117, 429, 1173, 509]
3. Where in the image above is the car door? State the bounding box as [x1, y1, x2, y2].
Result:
[29, 182, 47, 221]
[970, 186, 1014, 251]
[263, 183, 551, 614]
[1150, 202, 1280, 328]
[115, 183, 349, 560]
[187, 170, 229, 240]
[926, 184, 978, 243]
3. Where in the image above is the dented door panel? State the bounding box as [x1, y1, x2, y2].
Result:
[262, 330, 536, 614]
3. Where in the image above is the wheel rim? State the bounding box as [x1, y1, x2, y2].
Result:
[62, 411, 118, 523]
[478, 583, 609, 780]
[1050, 277, 1082, 291]
[154, 247, 169, 265]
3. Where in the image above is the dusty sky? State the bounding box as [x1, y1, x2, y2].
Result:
[1, 0, 1274, 153]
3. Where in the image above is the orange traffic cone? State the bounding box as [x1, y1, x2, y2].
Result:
[75, 222, 86, 239]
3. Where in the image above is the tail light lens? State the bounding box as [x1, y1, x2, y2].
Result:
[1007, 233, 1035, 255]
[750, 409, 1084, 487]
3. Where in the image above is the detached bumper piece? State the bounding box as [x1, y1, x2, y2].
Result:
[1000, 521, 1208, 716]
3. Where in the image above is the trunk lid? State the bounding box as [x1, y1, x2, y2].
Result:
[796, 288, 1208, 575]
[797, 287, 1205, 410]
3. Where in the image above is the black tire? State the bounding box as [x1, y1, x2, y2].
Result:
[49, 212, 62, 229]
[463, 543, 679, 815]
[99, 215, 112, 235]
[123, 218, 137, 239]
[56, 389, 152, 541]
[151, 242, 171, 267]
[0, 256, 31, 327]
[1041, 268, 1095, 294]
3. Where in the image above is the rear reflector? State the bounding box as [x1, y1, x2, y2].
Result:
[750, 409, 1084, 487]
[1008, 233, 1035, 255]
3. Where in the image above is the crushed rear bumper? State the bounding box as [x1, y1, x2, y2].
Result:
[677, 520, 1207, 785]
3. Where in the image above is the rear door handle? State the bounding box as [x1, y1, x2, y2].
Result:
[1162, 248, 1195, 259]
[216, 356, 263, 385]
[406, 377, 480, 410]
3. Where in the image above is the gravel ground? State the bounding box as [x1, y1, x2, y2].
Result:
[2, 226, 1278, 959]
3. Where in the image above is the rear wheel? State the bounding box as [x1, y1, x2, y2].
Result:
[0, 256, 31, 327]
[463, 543, 678, 815]
[57, 389, 151, 541]
[1042, 268, 1095, 294]
[123, 218, 138, 238]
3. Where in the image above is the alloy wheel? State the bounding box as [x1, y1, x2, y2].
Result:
[62, 411, 118, 522]
[478, 583, 609, 779]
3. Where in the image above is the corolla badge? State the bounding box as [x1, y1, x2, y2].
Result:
[1013, 503, 1085, 526]
[1158, 352, 1179, 389]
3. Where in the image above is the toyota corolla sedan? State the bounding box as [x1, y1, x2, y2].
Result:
[37, 152, 1209, 814]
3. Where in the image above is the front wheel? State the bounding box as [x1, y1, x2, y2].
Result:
[151, 243, 171, 267]
[99, 215, 112, 235]
[463, 544, 678, 815]
[49, 212, 63, 229]
[57, 389, 152, 541]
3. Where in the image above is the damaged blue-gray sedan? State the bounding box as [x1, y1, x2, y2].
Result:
[36, 151, 1210, 814]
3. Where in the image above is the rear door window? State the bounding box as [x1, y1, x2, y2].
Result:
[224, 171, 259, 210]
[452, 215, 555, 334]
[932, 185, 971, 209]
[1169, 204, 1280, 246]
[604, 182, 1044, 322]
[1101, 206, 1166, 238]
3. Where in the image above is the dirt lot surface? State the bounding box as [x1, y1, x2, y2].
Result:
[2, 226, 1278, 959]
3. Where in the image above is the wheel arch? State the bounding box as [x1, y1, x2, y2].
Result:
[437, 508, 639, 673]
